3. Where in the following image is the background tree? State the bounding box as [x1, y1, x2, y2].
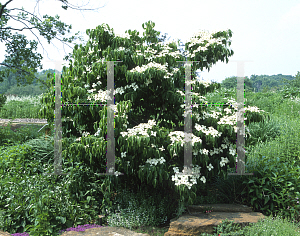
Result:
[0, 0, 108, 89]
[0, 0, 108, 109]
[279, 72, 300, 89]
[0, 66, 62, 97]
[219, 74, 298, 94]
[220, 75, 254, 93]
[279, 71, 300, 99]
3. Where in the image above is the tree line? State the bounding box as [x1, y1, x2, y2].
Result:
[219, 73, 300, 94]
[1, 64, 299, 99]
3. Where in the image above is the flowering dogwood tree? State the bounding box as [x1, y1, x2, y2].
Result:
[38, 20, 267, 216]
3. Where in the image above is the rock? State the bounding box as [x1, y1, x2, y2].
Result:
[164, 204, 267, 236]
[0, 122, 45, 133]
[0, 229, 11, 236]
[58, 226, 150, 236]
[188, 204, 254, 213]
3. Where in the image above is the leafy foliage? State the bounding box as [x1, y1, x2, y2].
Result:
[244, 115, 284, 148]
[0, 134, 107, 235]
[1, 18, 300, 236]
[0, 1, 87, 89]
[0, 93, 6, 112]
[220, 76, 254, 93]
[35, 20, 244, 231]
[206, 98, 300, 233]
[280, 71, 300, 99]
[240, 155, 300, 224]
[0, 67, 60, 97]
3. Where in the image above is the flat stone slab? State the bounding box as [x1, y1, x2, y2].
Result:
[58, 226, 150, 236]
[164, 204, 267, 236]
[188, 203, 254, 213]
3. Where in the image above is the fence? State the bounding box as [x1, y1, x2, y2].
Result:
[4, 93, 18, 97]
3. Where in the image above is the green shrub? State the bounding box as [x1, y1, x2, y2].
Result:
[245, 117, 300, 168]
[206, 154, 300, 235]
[245, 115, 284, 148]
[208, 171, 252, 206]
[0, 136, 110, 235]
[208, 114, 300, 229]
[101, 184, 181, 230]
[241, 155, 300, 223]
[0, 93, 7, 110]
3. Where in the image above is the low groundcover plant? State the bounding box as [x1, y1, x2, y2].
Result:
[203, 206, 213, 214]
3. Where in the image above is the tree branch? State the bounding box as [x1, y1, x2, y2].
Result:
[56, 0, 108, 11]
[0, 0, 13, 19]
[0, 1, 103, 60]
[1, 37, 12, 46]
[0, 62, 52, 90]
[0, 0, 107, 89]
[3, 7, 43, 22]
[1, 9, 80, 67]
[7, 13, 50, 57]
[0, 26, 36, 31]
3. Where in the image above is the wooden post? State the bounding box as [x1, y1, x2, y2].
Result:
[45, 127, 51, 140]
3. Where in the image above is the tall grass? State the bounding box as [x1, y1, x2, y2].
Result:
[0, 94, 44, 119]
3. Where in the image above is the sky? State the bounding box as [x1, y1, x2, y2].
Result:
[0, 0, 300, 84]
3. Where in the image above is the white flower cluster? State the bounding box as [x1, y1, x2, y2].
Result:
[246, 106, 265, 113]
[290, 96, 300, 103]
[196, 148, 209, 155]
[108, 167, 123, 177]
[120, 120, 157, 138]
[223, 107, 233, 114]
[176, 86, 210, 106]
[187, 30, 226, 58]
[194, 124, 222, 138]
[117, 47, 126, 51]
[146, 157, 166, 166]
[150, 143, 166, 152]
[101, 23, 114, 35]
[135, 41, 182, 63]
[217, 114, 238, 126]
[115, 33, 131, 39]
[82, 131, 90, 137]
[209, 147, 223, 156]
[168, 131, 202, 147]
[93, 127, 102, 137]
[87, 81, 139, 103]
[129, 61, 168, 74]
[172, 165, 202, 189]
[220, 157, 230, 167]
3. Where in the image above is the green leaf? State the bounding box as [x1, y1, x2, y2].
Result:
[264, 196, 269, 205]
[137, 136, 140, 148]
[251, 197, 257, 205]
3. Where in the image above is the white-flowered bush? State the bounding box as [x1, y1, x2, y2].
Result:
[38, 20, 268, 216]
